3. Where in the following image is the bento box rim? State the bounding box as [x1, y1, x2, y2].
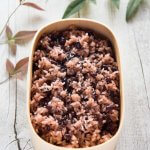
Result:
[27, 18, 124, 150]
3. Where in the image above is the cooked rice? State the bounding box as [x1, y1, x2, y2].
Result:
[30, 26, 120, 148]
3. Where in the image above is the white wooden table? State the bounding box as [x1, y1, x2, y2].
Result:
[0, 0, 150, 150]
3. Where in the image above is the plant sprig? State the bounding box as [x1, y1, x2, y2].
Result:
[111, 0, 120, 9]
[126, 0, 142, 21]
[0, 57, 29, 84]
[62, 0, 96, 19]
[0, 0, 44, 85]
[6, 57, 29, 80]
[62, 0, 143, 21]
[0, 1, 44, 36]
[0, 0, 145, 86]
[5, 25, 36, 55]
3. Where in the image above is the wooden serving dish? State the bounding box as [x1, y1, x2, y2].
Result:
[27, 18, 124, 150]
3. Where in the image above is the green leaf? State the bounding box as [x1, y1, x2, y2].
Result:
[111, 0, 120, 9]
[62, 0, 86, 19]
[126, 0, 142, 21]
[89, 0, 96, 4]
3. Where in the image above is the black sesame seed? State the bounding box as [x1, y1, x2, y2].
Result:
[67, 53, 75, 61]
[62, 78, 67, 86]
[60, 36, 66, 45]
[46, 125, 50, 131]
[67, 105, 73, 112]
[101, 64, 109, 71]
[111, 66, 118, 72]
[49, 41, 54, 47]
[71, 111, 77, 118]
[64, 134, 71, 142]
[106, 77, 111, 84]
[74, 42, 82, 49]
[39, 97, 49, 107]
[32, 63, 38, 71]
[51, 34, 58, 41]
[109, 91, 115, 98]
[46, 80, 52, 85]
[38, 129, 43, 136]
[87, 31, 94, 36]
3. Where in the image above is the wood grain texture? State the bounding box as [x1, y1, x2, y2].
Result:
[0, 0, 150, 150]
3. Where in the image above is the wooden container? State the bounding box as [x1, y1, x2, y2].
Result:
[27, 18, 124, 150]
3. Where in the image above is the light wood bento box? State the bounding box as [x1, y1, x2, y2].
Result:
[27, 18, 124, 150]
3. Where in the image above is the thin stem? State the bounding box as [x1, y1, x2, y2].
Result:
[0, 77, 9, 85]
[77, 11, 80, 18]
[0, 4, 21, 36]
[0, 40, 8, 44]
[27, 147, 33, 150]
[4, 139, 18, 150]
[23, 139, 30, 150]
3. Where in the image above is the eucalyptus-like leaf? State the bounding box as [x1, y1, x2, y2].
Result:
[62, 0, 86, 19]
[89, 0, 96, 4]
[6, 57, 29, 79]
[8, 40, 17, 55]
[111, 0, 120, 9]
[14, 31, 36, 44]
[6, 59, 15, 75]
[6, 25, 13, 40]
[126, 0, 142, 21]
[14, 57, 29, 74]
[16, 72, 24, 80]
[5, 27, 16, 55]
[22, 2, 45, 11]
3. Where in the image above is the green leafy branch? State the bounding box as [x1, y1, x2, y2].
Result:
[62, 0, 96, 19]
[126, 0, 142, 21]
[62, 0, 143, 21]
[111, 0, 120, 9]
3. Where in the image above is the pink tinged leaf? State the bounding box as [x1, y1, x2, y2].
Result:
[14, 31, 36, 40]
[14, 57, 29, 74]
[8, 40, 17, 55]
[6, 25, 13, 39]
[22, 2, 45, 11]
[16, 72, 24, 80]
[14, 31, 36, 44]
[6, 59, 15, 75]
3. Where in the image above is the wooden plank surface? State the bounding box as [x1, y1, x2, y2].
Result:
[0, 0, 150, 150]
